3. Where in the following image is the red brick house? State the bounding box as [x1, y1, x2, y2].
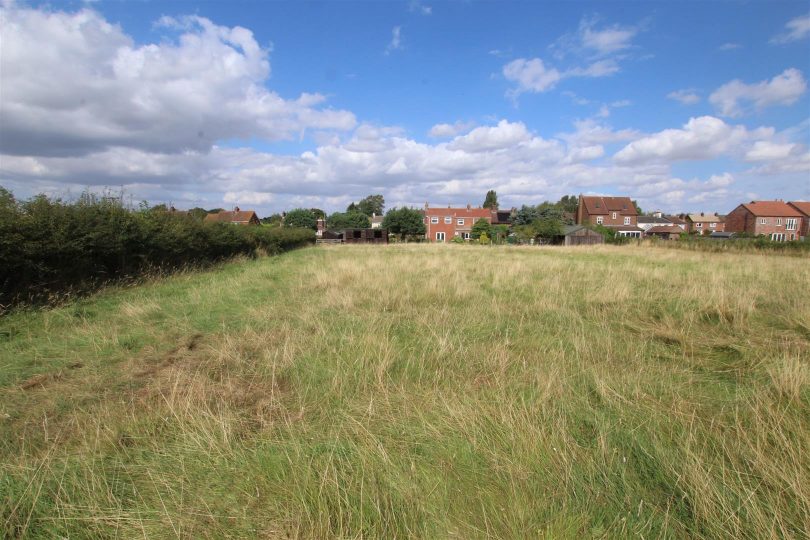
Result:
[684, 213, 725, 234]
[724, 201, 803, 241]
[423, 203, 496, 242]
[204, 207, 260, 225]
[576, 195, 643, 237]
[788, 201, 810, 240]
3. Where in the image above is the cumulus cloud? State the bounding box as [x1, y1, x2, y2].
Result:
[0, 5, 356, 158]
[709, 68, 807, 117]
[613, 116, 772, 165]
[667, 89, 701, 105]
[428, 121, 476, 138]
[771, 13, 810, 44]
[503, 57, 619, 97]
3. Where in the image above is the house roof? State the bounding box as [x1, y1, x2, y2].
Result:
[788, 201, 810, 217]
[580, 196, 637, 216]
[423, 205, 493, 219]
[739, 200, 802, 218]
[204, 210, 259, 224]
[666, 215, 687, 225]
[647, 225, 685, 234]
[370, 215, 384, 224]
[637, 216, 672, 225]
[686, 213, 724, 223]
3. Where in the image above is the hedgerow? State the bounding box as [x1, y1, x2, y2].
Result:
[0, 188, 314, 307]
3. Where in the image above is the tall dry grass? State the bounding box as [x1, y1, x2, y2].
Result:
[1, 244, 808, 538]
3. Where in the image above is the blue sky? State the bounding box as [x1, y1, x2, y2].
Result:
[1, 0, 808, 215]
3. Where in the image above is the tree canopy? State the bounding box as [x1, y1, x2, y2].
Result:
[283, 208, 317, 230]
[382, 207, 425, 238]
[471, 218, 492, 239]
[483, 190, 498, 210]
[327, 211, 371, 230]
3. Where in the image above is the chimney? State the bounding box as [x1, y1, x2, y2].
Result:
[316, 218, 325, 236]
[467, 203, 471, 210]
[424, 202, 429, 210]
[234, 206, 240, 212]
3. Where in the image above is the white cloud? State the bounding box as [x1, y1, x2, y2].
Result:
[667, 89, 701, 105]
[503, 58, 562, 94]
[0, 5, 356, 158]
[771, 13, 810, 44]
[446, 120, 533, 153]
[428, 121, 476, 138]
[386, 26, 403, 54]
[408, 1, 432, 15]
[709, 68, 807, 117]
[745, 141, 801, 161]
[579, 18, 638, 56]
[613, 116, 771, 165]
[718, 42, 742, 51]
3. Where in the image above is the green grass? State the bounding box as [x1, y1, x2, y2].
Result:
[1, 244, 809, 538]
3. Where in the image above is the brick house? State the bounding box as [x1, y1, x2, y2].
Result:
[684, 213, 725, 234]
[204, 207, 260, 225]
[788, 201, 810, 240]
[423, 203, 496, 242]
[724, 201, 803, 241]
[576, 195, 643, 237]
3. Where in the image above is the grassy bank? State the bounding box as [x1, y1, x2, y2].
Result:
[2, 244, 808, 538]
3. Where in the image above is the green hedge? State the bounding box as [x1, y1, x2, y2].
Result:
[0, 189, 314, 307]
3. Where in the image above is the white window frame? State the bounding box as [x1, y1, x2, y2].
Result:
[430, 216, 439, 224]
[760, 218, 767, 225]
[776, 218, 782, 226]
[436, 232, 446, 241]
[596, 216, 604, 225]
[462, 232, 470, 240]
[709, 222, 716, 228]
[786, 218, 797, 231]
[612, 212, 617, 220]
[444, 216, 452, 224]
[624, 217, 631, 225]
[696, 222, 702, 228]
[618, 231, 641, 238]
[770, 233, 785, 242]
[457, 219, 465, 226]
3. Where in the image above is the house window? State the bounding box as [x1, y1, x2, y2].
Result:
[457, 219, 465, 226]
[760, 218, 767, 225]
[618, 231, 641, 238]
[430, 217, 439, 224]
[612, 212, 617, 220]
[436, 232, 446, 241]
[776, 218, 782, 226]
[596, 216, 604, 225]
[786, 218, 797, 230]
[462, 232, 470, 240]
[624, 217, 631, 225]
[696, 222, 702, 228]
[710, 222, 716, 228]
[770, 233, 785, 242]
[790, 234, 795, 241]
[444, 216, 452, 224]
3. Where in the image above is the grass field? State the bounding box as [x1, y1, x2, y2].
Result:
[1, 244, 809, 538]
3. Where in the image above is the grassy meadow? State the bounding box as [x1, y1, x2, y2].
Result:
[1, 244, 809, 538]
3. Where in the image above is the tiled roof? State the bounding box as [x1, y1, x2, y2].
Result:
[647, 225, 685, 234]
[788, 201, 810, 216]
[423, 205, 493, 219]
[740, 201, 802, 218]
[204, 210, 258, 223]
[686, 213, 724, 223]
[580, 196, 637, 216]
[666, 215, 687, 225]
[637, 216, 672, 224]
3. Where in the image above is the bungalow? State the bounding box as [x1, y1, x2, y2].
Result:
[576, 195, 643, 238]
[637, 215, 674, 232]
[724, 200, 803, 241]
[645, 225, 684, 240]
[788, 201, 810, 240]
[203, 207, 260, 225]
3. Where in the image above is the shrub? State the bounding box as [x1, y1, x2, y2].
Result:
[0, 189, 315, 308]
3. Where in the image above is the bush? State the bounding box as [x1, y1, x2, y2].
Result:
[0, 189, 315, 308]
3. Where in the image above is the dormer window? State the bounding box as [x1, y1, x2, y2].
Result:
[612, 212, 617, 220]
